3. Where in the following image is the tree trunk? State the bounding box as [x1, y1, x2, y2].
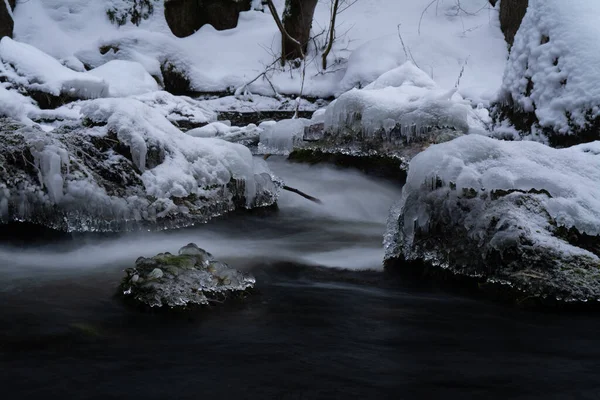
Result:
[0, 0, 16, 39]
[281, 0, 318, 62]
[498, 0, 529, 49]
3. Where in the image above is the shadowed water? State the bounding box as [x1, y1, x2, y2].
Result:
[1, 158, 599, 399]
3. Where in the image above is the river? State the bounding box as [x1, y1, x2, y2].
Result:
[0, 157, 599, 399]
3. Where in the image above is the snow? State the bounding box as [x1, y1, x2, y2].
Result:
[258, 118, 311, 155]
[10, 0, 507, 104]
[87, 60, 159, 97]
[186, 121, 262, 146]
[324, 62, 476, 139]
[0, 37, 108, 99]
[394, 135, 600, 254]
[501, 0, 600, 134]
[78, 97, 262, 204]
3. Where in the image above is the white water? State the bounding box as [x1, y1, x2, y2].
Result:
[0, 158, 403, 283]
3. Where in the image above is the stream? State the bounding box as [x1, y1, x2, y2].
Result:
[1, 157, 600, 399]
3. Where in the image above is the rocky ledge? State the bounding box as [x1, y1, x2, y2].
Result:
[120, 243, 255, 309]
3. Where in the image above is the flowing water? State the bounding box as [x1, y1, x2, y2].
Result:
[1, 158, 599, 399]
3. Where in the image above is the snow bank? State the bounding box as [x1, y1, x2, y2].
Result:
[87, 60, 159, 97]
[11, 0, 506, 102]
[0, 37, 108, 100]
[500, 0, 600, 136]
[385, 134, 600, 303]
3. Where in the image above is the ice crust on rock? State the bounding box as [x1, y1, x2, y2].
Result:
[121, 243, 256, 308]
[384, 134, 600, 303]
[0, 101, 279, 231]
[325, 63, 473, 140]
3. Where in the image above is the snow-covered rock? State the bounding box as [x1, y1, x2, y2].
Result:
[121, 243, 255, 309]
[0, 37, 109, 106]
[496, 0, 600, 145]
[384, 134, 600, 306]
[87, 60, 159, 97]
[306, 63, 484, 163]
[0, 99, 279, 232]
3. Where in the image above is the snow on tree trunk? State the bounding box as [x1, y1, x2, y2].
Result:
[281, 0, 318, 62]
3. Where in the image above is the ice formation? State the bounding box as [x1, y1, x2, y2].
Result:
[326, 62, 473, 140]
[385, 134, 600, 303]
[258, 118, 311, 155]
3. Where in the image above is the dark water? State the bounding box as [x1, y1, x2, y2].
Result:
[1, 159, 600, 399]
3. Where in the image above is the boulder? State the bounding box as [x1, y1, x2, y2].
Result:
[120, 243, 255, 308]
[0, 0, 15, 39]
[164, 0, 252, 38]
[0, 97, 279, 232]
[384, 135, 600, 307]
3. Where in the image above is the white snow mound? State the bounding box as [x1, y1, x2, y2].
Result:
[87, 60, 159, 97]
[0, 37, 109, 100]
[501, 0, 600, 134]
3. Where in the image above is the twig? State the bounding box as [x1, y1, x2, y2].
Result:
[283, 185, 322, 204]
[418, 0, 439, 36]
[397, 24, 419, 68]
[322, 0, 340, 70]
[455, 55, 470, 88]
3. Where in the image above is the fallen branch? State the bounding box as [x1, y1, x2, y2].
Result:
[282, 185, 322, 204]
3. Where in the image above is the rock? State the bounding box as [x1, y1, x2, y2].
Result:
[0, 0, 15, 39]
[0, 109, 279, 232]
[384, 135, 600, 308]
[284, 63, 482, 180]
[164, 0, 252, 38]
[120, 243, 255, 308]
